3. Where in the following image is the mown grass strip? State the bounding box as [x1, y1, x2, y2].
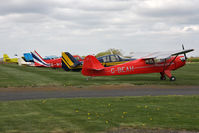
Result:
[0, 96, 199, 133]
[0, 63, 199, 87]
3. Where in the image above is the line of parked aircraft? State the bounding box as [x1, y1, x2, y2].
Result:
[1, 46, 194, 81]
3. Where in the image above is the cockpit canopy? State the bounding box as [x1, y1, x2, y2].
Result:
[97, 54, 134, 63]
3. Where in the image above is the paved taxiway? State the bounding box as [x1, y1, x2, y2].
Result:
[0, 86, 199, 101]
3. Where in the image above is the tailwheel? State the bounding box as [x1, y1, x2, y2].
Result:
[160, 75, 166, 80]
[170, 76, 176, 81]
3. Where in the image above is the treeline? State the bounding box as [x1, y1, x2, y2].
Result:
[95, 48, 123, 57]
[187, 57, 199, 62]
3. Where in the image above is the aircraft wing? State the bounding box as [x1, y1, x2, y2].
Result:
[141, 49, 194, 60]
[171, 49, 194, 56]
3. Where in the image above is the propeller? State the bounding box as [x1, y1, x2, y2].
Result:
[182, 44, 187, 60]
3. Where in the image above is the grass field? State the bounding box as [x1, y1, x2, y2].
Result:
[0, 96, 199, 133]
[0, 63, 199, 87]
[0, 64, 199, 133]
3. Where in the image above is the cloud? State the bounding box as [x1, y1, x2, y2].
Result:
[0, 0, 198, 57]
[0, 0, 53, 15]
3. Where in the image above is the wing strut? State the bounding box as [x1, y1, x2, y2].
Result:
[164, 55, 178, 70]
[162, 59, 166, 72]
[161, 55, 178, 81]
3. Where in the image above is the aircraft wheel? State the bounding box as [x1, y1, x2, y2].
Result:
[160, 76, 166, 80]
[170, 76, 176, 81]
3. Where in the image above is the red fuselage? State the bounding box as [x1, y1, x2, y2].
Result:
[82, 56, 186, 76]
[34, 55, 83, 68]
[34, 58, 62, 68]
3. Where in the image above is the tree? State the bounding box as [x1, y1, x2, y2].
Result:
[95, 48, 123, 57]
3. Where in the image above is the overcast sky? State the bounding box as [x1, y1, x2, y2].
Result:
[0, 0, 198, 58]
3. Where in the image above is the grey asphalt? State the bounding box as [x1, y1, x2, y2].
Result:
[0, 87, 199, 101]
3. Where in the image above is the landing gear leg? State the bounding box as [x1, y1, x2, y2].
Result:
[160, 72, 166, 80]
[160, 75, 166, 80]
[164, 70, 176, 81]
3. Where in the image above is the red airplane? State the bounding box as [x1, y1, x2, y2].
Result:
[31, 50, 83, 68]
[31, 50, 62, 68]
[82, 48, 194, 81]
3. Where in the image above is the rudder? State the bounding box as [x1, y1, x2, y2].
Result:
[82, 55, 104, 76]
[31, 50, 50, 67]
[62, 52, 81, 71]
[3, 54, 10, 62]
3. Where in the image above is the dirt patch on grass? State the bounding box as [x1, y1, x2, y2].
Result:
[107, 127, 199, 133]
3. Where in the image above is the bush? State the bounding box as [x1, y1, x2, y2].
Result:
[95, 48, 123, 57]
[187, 57, 199, 62]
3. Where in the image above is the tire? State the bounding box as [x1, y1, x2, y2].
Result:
[160, 76, 166, 80]
[170, 76, 176, 81]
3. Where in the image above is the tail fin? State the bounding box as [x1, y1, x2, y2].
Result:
[62, 52, 81, 71]
[82, 55, 104, 76]
[3, 54, 10, 62]
[24, 53, 34, 62]
[31, 50, 50, 67]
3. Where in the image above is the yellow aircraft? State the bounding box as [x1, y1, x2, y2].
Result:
[3, 54, 18, 63]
